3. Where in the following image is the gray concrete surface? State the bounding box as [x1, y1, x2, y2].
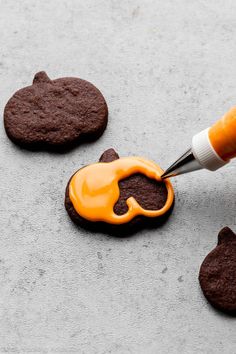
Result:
[0, 0, 236, 353]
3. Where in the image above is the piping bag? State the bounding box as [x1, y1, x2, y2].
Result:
[162, 107, 236, 179]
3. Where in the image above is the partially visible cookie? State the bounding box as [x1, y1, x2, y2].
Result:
[4, 71, 108, 150]
[199, 227, 236, 314]
[65, 148, 174, 236]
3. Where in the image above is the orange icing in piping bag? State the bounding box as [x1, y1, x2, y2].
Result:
[69, 157, 174, 225]
[209, 107, 236, 161]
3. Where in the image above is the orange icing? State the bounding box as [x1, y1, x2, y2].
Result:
[209, 107, 236, 160]
[69, 157, 174, 225]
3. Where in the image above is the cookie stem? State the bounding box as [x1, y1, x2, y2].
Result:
[218, 227, 236, 245]
[33, 71, 51, 84]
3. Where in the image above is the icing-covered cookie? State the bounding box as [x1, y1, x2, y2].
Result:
[65, 149, 174, 235]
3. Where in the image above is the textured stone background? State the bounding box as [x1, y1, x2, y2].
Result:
[0, 0, 236, 353]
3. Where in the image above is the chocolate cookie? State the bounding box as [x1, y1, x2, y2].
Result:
[199, 227, 236, 314]
[4, 71, 108, 150]
[65, 149, 174, 236]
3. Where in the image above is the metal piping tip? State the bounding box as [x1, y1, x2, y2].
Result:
[161, 148, 203, 179]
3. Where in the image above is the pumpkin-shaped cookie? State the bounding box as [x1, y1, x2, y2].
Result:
[199, 227, 236, 314]
[65, 149, 174, 235]
[4, 72, 108, 150]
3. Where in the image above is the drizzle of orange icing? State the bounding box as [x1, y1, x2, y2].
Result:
[69, 157, 174, 225]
